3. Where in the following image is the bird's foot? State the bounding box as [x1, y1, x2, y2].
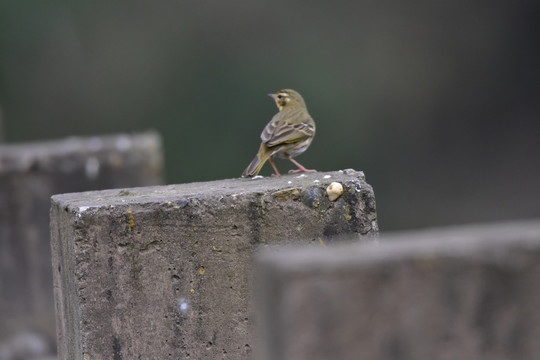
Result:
[286, 155, 316, 174]
[288, 168, 317, 174]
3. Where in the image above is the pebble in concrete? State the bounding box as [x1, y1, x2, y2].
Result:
[49, 170, 378, 360]
[256, 220, 540, 360]
[0, 132, 164, 358]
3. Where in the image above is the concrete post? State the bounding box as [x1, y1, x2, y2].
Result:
[0, 132, 164, 358]
[49, 170, 378, 360]
[256, 220, 540, 360]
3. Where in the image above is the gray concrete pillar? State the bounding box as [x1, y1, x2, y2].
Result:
[49, 170, 378, 360]
[256, 220, 540, 360]
[0, 132, 164, 359]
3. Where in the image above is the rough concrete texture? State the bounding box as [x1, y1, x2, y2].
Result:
[256, 220, 540, 360]
[49, 169, 378, 360]
[0, 132, 163, 358]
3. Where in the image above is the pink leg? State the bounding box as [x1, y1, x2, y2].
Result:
[286, 155, 316, 173]
[268, 156, 281, 176]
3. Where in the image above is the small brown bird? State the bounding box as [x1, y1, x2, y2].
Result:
[242, 89, 316, 177]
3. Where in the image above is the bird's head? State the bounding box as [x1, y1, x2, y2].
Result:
[268, 89, 306, 110]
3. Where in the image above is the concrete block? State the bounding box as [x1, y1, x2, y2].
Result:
[256, 220, 540, 360]
[49, 170, 378, 360]
[0, 132, 164, 357]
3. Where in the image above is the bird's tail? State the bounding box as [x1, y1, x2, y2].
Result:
[242, 144, 272, 177]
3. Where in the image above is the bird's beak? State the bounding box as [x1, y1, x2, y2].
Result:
[268, 93, 276, 100]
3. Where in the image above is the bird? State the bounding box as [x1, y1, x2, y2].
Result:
[242, 89, 316, 177]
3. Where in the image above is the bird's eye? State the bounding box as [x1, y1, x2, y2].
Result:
[277, 94, 283, 99]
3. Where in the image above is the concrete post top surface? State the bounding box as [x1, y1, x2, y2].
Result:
[51, 169, 372, 211]
[257, 219, 540, 272]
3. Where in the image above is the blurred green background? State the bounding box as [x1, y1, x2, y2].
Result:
[1, 0, 538, 230]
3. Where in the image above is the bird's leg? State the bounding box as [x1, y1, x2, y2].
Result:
[286, 155, 316, 173]
[269, 156, 281, 176]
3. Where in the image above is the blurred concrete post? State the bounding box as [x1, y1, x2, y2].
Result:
[0, 132, 164, 359]
[49, 170, 378, 360]
[256, 220, 540, 360]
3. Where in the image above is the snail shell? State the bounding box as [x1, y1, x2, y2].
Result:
[326, 182, 343, 201]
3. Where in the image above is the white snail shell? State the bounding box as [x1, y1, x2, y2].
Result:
[326, 182, 343, 201]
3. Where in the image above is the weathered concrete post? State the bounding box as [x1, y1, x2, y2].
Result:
[49, 170, 378, 360]
[0, 132, 163, 358]
[256, 220, 540, 360]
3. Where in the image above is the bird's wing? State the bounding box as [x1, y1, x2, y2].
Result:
[261, 110, 314, 147]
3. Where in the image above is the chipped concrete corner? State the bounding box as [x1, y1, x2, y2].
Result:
[50, 170, 378, 360]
